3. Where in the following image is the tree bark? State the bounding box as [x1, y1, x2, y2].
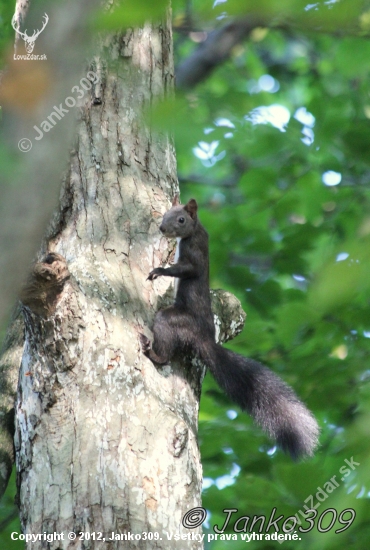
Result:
[8, 8, 248, 550]
[0, 305, 24, 498]
[15, 15, 196, 549]
[11, 14, 243, 549]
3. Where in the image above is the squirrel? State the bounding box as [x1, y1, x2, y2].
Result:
[140, 196, 319, 460]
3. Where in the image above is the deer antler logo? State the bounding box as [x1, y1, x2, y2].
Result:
[11, 13, 49, 54]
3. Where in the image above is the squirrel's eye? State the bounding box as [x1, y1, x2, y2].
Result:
[178, 217, 185, 224]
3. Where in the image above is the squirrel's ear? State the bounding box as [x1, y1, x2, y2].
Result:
[172, 194, 180, 207]
[184, 198, 198, 219]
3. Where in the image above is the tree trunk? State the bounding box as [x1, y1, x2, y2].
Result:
[15, 16, 207, 550]
[9, 7, 249, 549]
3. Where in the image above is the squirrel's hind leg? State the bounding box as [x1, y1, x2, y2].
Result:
[139, 307, 177, 364]
[140, 307, 194, 364]
[139, 333, 169, 365]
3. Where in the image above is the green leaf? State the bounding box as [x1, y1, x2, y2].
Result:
[309, 241, 370, 314]
[96, 0, 168, 30]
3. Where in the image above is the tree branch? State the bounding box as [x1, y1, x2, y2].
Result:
[176, 16, 265, 89]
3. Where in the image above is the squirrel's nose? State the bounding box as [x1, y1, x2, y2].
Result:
[159, 224, 165, 233]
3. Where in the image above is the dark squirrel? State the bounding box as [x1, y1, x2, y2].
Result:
[140, 196, 319, 460]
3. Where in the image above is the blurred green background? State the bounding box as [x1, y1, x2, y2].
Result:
[1, 3, 24, 549]
[2, 0, 370, 548]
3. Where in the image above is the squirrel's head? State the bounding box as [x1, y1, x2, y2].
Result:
[159, 195, 198, 238]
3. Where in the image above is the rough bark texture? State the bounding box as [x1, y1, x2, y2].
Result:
[12, 17, 246, 550]
[0, 306, 24, 498]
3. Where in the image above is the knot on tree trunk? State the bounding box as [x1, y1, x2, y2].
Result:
[210, 289, 246, 345]
[19, 252, 70, 318]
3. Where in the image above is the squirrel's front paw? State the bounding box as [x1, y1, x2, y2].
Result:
[139, 333, 151, 353]
[147, 268, 162, 281]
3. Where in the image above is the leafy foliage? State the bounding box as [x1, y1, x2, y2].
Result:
[170, 1, 370, 548]
[0, 469, 22, 549]
[0, 0, 13, 69]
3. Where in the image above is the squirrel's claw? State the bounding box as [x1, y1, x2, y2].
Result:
[147, 269, 160, 281]
[139, 333, 151, 353]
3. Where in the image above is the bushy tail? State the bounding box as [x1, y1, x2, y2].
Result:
[200, 341, 319, 460]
